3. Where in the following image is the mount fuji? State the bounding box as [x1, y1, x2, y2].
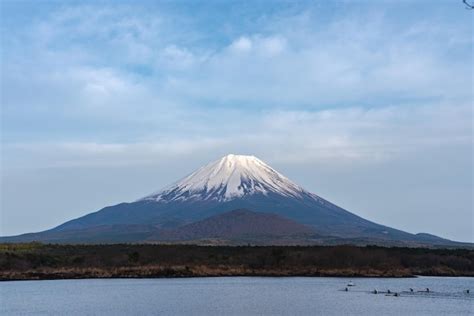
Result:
[1, 154, 461, 246]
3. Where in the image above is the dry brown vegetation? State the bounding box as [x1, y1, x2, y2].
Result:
[1, 243, 473, 280]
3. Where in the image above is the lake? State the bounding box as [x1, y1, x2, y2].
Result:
[1, 276, 472, 315]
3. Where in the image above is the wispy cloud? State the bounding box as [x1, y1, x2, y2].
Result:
[3, 2, 471, 126]
[4, 101, 471, 169]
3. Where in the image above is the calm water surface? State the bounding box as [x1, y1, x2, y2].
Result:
[1, 276, 473, 315]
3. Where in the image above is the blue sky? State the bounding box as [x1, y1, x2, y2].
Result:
[1, 0, 473, 241]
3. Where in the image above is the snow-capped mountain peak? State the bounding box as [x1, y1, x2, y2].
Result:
[142, 154, 312, 202]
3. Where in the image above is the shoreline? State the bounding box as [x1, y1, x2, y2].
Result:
[5, 273, 474, 282]
[1, 268, 421, 281]
[0, 275, 418, 282]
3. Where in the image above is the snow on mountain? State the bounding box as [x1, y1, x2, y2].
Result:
[142, 154, 315, 202]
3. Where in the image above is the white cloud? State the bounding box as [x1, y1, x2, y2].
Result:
[229, 36, 253, 53]
[257, 36, 286, 56]
[159, 45, 198, 69]
[228, 35, 286, 56]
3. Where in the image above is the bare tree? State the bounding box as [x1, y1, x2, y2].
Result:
[463, 0, 474, 9]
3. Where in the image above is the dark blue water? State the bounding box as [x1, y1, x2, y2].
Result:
[1, 276, 473, 315]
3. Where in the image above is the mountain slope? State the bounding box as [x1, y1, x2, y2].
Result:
[154, 209, 317, 241]
[1, 210, 317, 244]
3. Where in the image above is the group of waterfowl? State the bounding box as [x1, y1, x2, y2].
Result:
[371, 287, 430, 297]
[342, 282, 470, 297]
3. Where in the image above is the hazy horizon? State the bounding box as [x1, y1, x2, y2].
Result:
[1, 1, 472, 242]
